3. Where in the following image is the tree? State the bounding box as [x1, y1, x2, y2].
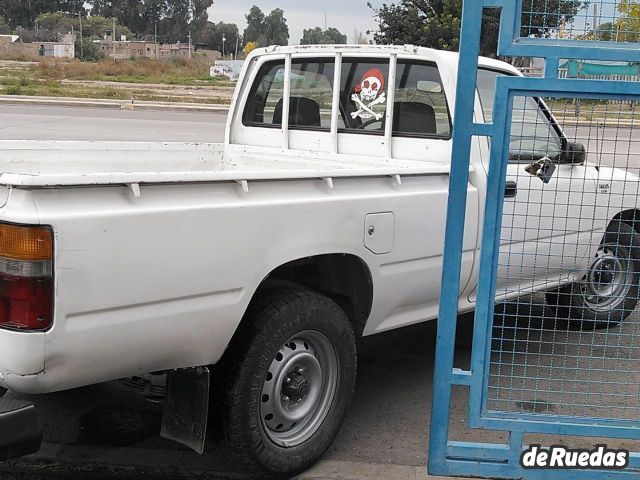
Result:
[594, 21, 616, 41]
[243, 5, 265, 44]
[242, 6, 288, 47]
[300, 26, 347, 45]
[370, 0, 585, 56]
[0, 0, 57, 29]
[85, 15, 133, 39]
[616, 0, 640, 42]
[0, 15, 9, 34]
[520, 0, 588, 37]
[207, 21, 239, 55]
[36, 12, 75, 32]
[56, 0, 86, 15]
[75, 36, 103, 60]
[88, 0, 212, 43]
[243, 40, 258, 55]
[36, 12, 133, 40]
[264, 8, 288, 46]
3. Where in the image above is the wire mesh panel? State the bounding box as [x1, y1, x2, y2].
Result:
[520, 0, 640, 42]
[487, 94, 640, 424]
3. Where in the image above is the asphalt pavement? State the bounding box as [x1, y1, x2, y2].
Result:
[2, 105, 639, 171]
[0, 104, 227, 142]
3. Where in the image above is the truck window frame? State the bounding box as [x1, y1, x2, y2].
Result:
[338, 58, 452, 140]
[241, 58, 337, 133]
[241, 56, 452, 141]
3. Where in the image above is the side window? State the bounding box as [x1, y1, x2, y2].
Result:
[477, 68, 562, 162]
[243, 59, 335, 130]
[394, 61, 451, 137]
[340, 59, 390, 133]
[340, 59, 450, 138]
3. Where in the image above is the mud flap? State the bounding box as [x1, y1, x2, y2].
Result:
[161, 366, 210, 454]
[0, 398, 43, 461]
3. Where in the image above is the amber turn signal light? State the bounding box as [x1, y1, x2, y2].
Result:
[0, 223, 52, 261]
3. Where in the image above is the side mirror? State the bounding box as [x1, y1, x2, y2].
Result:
[561, 141, 586, 164]
[417, 80, 443, 93]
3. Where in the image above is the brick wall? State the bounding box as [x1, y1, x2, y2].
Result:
[0, 42, 40, 60]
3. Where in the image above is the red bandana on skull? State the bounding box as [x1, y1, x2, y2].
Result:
[354, 68, 385, 101]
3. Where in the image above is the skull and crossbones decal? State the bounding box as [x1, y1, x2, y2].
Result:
[351, 68, 386, 121]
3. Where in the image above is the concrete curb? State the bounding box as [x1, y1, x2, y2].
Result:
[0, 95, 230, 113]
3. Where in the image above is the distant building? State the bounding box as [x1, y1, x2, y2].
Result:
[0, 34, 74, 59]
[96, 40, 199, 61]
[0, 35, 20, 44]
[158, 43, 194, 59]
[97, 40, 159, 59]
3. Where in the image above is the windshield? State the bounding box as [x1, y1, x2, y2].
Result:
[477, 68, 563, 162]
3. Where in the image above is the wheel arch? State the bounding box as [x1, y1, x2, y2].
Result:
[253, 253, 374, 337]
[612, 209, 640, 234]
[214, 253, 373, 372]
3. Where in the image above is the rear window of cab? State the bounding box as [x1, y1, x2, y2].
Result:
[242, 57, 452, 139]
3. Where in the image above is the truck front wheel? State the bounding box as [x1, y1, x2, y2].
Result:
[213, 288, 356, 478]
[546, 221, 640, 330]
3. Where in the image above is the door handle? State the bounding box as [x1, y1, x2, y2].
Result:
[505, 181, 517, 198]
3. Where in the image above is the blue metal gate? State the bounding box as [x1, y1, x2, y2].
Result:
[430, 1, 640, 478]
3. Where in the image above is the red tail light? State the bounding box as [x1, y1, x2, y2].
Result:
[0, 223, 53, 331]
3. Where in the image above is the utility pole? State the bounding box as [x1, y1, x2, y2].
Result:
[235, 35, 241, 59]
[112, 18, 116, 57]
[78, 12, 84, 60]
[188, 31, 192, 59]
[155, 22, 158, 59]
[222, 35, 226, 58]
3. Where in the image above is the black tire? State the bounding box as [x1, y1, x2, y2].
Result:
[546, 221, 640, 330]
[212, 288, 357, 478]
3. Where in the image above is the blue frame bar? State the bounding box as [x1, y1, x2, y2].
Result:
[428, 0, 485, 474]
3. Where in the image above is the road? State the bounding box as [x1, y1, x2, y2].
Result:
[0, 105, 227, 142]
[2, 105, 639, 170]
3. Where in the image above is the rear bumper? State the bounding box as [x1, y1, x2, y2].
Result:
[0, 329, 46, 394]
[0, 398, 42, 461]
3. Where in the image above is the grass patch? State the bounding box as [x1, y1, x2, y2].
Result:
[0, 81, 231, 104]
[5, 85, 23, 95]
[32, 57, 234, 87]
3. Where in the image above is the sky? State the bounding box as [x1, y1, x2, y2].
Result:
[207, 0, 384, 46]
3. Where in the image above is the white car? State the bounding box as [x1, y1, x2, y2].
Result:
[1, 45, 638, 477]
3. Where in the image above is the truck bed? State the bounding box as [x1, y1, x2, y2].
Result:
[0, 141, 450, 187]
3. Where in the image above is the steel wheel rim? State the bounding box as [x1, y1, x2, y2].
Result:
[259, 330, 338, 447]
[580, 245, 632, 312]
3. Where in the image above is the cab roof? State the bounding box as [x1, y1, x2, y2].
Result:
[247, 44, 521, 76]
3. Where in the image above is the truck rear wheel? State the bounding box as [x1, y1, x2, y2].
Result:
[546, 221, 640, 330]
[213, 288, 356, 478]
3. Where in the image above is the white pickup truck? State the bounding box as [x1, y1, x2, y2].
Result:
[1, 45, 639, 477]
